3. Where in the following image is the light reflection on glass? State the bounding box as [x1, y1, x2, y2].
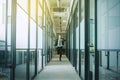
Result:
[17, 0, 28, 12]
[16, 5, 28, 48]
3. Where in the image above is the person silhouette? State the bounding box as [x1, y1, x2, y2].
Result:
[54, 35, 64, 61]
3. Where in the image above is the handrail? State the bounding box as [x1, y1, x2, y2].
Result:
[16, 48, 43, 51]
[98, 49, 120, 51]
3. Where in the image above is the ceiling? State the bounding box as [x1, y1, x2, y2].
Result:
[47, 0, 71, 34]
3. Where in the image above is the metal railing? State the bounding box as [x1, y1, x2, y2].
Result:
[98, 49, 120, 73]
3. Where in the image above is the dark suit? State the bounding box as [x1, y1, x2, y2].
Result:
[54, 38, 64, 61]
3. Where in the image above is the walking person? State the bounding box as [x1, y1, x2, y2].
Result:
[54, 35, 64, 61]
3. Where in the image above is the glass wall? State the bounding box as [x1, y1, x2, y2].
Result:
[97, 0, 120, 80]
[0, 0, 54, 79]
[69, 19, 73, 65]
[75, 5, 79, 72]
[67, 3, 79, 71]
[0, 0, 12, 80]
[30, 19, 36, 79]
[16, 5, 28, 49]
[37, 2, 43, 72]
[66, 1, 86, 79]
[38, 27, 42, 72]
[44, 4, 53, 64]
[67, 0, 120, 80]
[15, 0, 43, 79]
[15, 4, 28, 80]
[71, 4, 79, 72]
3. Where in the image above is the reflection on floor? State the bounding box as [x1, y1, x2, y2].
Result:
[15, 64, 35, 80]
[0, 73, 8, 80]
[34, 54, 81, 80]
[15, 64, 26, 80]
[0, 68, 10, 80]
[99, 67, 120, 80]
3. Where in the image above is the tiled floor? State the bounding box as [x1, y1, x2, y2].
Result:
[33, 54, 81, 80]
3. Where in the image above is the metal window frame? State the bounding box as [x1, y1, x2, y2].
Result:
[35, 0, 38, 76]
[78, 0, 81, 76]
[5, 0, 8, 67]
[11, 0, 16, 80]
[27, 0, 30, 79]
[84, 0, 90, 80]
[95, 0, 99, 80]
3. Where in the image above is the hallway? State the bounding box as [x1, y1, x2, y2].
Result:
[0, 0, 120, 80]
[34, 55, 81, 80]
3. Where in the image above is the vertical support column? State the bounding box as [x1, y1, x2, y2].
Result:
[42, 0, 44, 69]
[68, 25, 70, 61]
[35, 0, 38, 75]
[85, 0, 90, 80]
[117, 51, 118, 71]
[107, 51, 109, 69]
[44, 5, 47, 65]
[73, 12, 76, 69]
[95, 0, 99, 80]
[78, 0, 81, 76]
[100, 51, 102, 66]
[71, 20, 74, 65]
[27, 0, 30, 80]
[11, 0, 16, 80]
[69, 25, 71, 61]
[5, 0, 8, 66]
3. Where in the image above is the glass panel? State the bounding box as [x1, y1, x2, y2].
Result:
[16, 6, 28, 49]
[97, 0, 120, 80]
[30, 50, 35, 79]
[42, 28, 46, 67]
[31, 0, 36, 20]
[81, 50, 85, 80]
[29, 19, 36, 79]
[17, 0, 28, 12]
[7, 0, 12, 80]
[38, 27, 43, 49]
[70, 20, 73, 65]
[0, 0, 11, 80]
[89, 0, 95, 80]
[80, 0, 85, 79]
[30, 19, 36, 48]
[15, 5, 28, 80]
[109, 51, 117, 71]
[15, 50, 27, 80]
[76, 26, 79, 71]
[37, 49, 42, 72]
[0, 1, 6, 42]
[75, 6, 79, 72]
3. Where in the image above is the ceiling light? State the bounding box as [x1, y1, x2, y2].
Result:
[63, 20, 66, 23]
